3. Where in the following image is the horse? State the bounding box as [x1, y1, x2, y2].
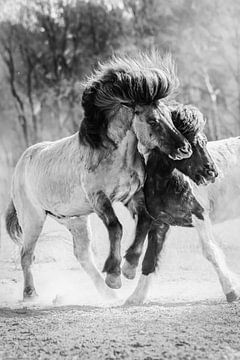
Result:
[5, 52, 192, 301]
[121, 105, 236, 306]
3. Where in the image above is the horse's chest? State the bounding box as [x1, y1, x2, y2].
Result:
[82, 139, 145, 203]
[111, 166, 145, 204]
[146, 175, 204, 227]
[110, 132, 146, 203]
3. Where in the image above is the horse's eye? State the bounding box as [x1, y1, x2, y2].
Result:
[147, 117, 158, 126]
[134, 110, 140, 116]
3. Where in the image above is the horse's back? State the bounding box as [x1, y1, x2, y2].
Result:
[193, 136, 240, 223]
[207, 137, 240, 169]
[11, 133, 89, 216]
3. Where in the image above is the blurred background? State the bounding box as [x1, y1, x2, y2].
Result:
[0, 0, 240, 306]
[1, 0, 240, 213]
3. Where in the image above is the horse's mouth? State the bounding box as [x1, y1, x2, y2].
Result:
[169, 153, 183, 160]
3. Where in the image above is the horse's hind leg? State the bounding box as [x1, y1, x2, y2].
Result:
[194, 215, 239, 303]
[125, 222, 169, 305]
[66, 216, 117, 299]
[18, 205, 46, 300]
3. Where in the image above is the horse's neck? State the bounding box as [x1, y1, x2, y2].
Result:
[107, 107, 144, 169]
[137, 143, 151, 163]
[118, 129, 142, 169]
[81, 107, 142, 172]
[146, 150, 175, 189]
[107, 107, 133, 145]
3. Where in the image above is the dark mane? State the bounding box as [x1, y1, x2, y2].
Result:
[79, 51, 179, 148]
[171, 103, 205, 141]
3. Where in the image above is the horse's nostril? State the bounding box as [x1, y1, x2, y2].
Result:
[207, 170, 215, 177]
[205, 163, 218, 175]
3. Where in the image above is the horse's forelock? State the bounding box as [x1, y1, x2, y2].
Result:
[172, 105, 205, 141]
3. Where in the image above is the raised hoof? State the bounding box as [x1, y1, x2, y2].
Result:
[122, 261, 137, 280]
[105, 274, 122, 289]
[226, 290, 239, 303]
[23, 287, 38, 301]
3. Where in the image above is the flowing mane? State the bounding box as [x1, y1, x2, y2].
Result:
[171, 104, 206, 141]
[79, 51, 179, 148]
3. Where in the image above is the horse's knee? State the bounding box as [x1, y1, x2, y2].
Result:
[73, 239, 89, 260]
[201, 242, 220, 264]
[142, 259, 156, 276]
[76, 255, 90, 269]
[93, 191, 122, 233]
[204, 250, 217, 264]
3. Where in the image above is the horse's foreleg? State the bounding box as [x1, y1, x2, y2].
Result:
[122, 190, 152, 280]
[125, 222, 169, 305]
[67, 217, 117, 300]
[19, 208, 46, 300]
[194, 215, 240, 302]
[90, 191, 123, 289]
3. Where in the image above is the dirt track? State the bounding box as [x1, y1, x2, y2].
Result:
[0, 301, 240, 360]
[1, 216, 240, 359]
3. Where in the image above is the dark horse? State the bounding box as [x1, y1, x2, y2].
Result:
[5, 52, 192, 300]
[122, 104, 219, 304]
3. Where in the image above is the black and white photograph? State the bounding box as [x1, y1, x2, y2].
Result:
[0, 0, 240, 359]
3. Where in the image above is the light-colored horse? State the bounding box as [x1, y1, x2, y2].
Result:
[125, 136, 240, 305]
[5, 53, 191, 300]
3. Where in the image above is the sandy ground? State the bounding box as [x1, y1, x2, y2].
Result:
[1, 301, 240, 360]
[1, 207, 240, 359]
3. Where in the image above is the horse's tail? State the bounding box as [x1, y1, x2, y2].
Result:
[5, 200, 22, 246]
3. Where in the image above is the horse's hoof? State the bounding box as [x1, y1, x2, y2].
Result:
[105, 274, 122, 289]
[122, 261, 137, 280]
[23, 286, 38, 301]
[100, 287, 118, 300]
[124, 296, 144, 306]
[226, 290, 239, 303]
[52, 294, 65, 306]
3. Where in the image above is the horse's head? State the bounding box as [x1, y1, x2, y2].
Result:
[132, 101, 192, 160]
[172, 104, 218, 185]
[79, 51, 192, 160]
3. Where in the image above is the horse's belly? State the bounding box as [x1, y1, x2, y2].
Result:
[50, 196, 92, 217]
[206, 178, 240, 223]
[32, 179, 91, 217]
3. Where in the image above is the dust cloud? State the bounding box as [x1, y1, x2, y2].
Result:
[1, 203, 240, 308]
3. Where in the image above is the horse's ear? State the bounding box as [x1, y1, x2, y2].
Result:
[170, 103, 183, 127]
